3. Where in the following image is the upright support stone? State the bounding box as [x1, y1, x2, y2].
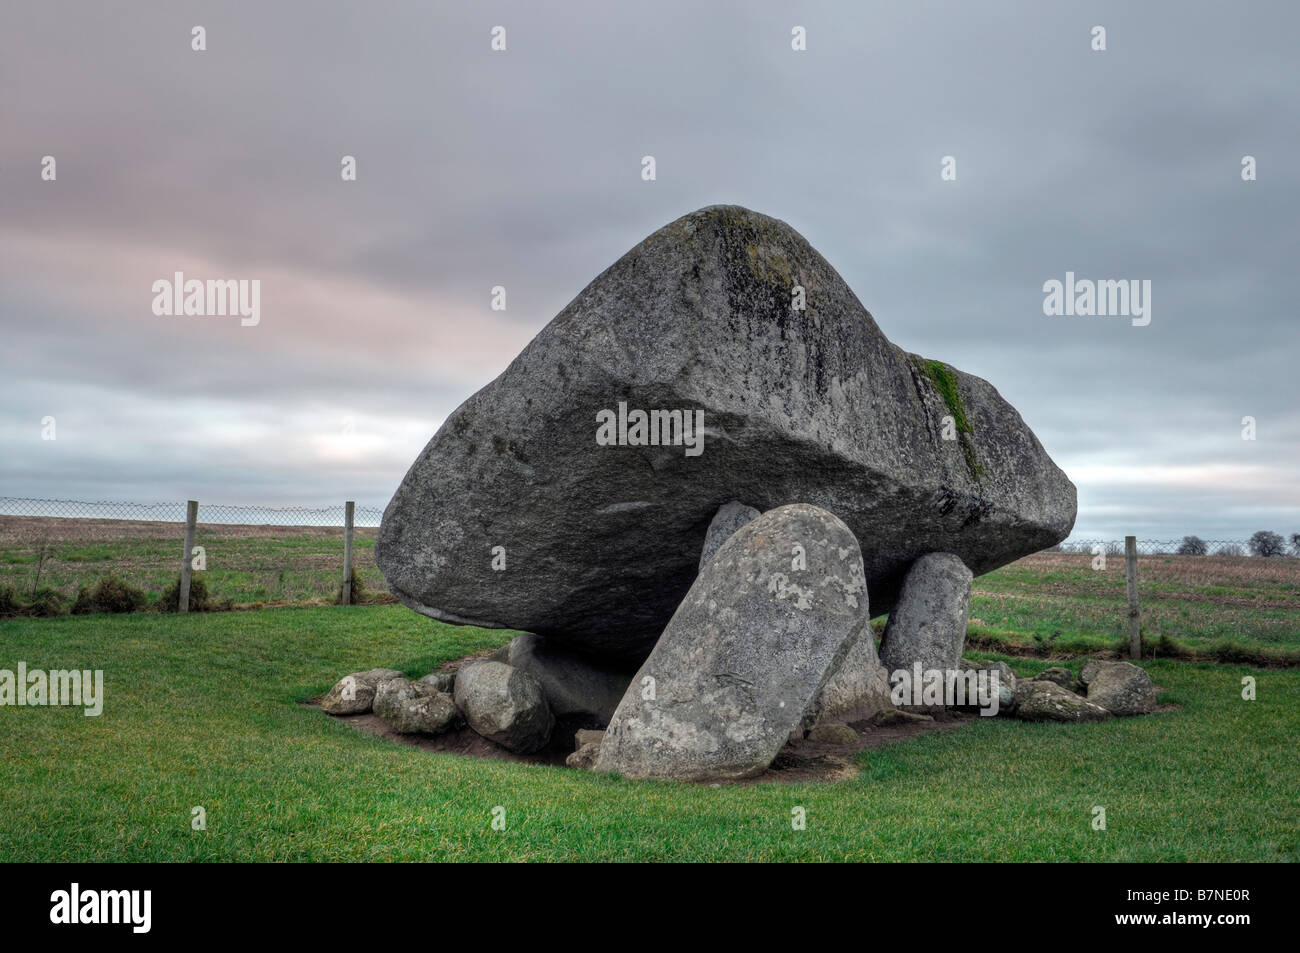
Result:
[806, 625, 894, 729]
[179, 499, 198, 613]
[879, 552, 973, 677]
[698, 501, 759, 570]
[596, 504, 867, 782]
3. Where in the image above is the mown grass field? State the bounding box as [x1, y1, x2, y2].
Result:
[1, 605, 1296, 862]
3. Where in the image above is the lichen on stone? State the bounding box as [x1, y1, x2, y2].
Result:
[744, 239, 794, 288]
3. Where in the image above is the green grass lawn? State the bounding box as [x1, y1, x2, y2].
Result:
[1, 605, 1296, 861]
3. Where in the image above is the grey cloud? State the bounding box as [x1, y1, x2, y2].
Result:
[1, 0, 1297, 540]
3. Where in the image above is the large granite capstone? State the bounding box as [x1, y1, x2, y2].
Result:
[377, 205, 1076, 661]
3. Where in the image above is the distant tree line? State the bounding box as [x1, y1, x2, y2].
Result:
[1047, 532, 1300, 557]
[1178, 531, 1298, 557]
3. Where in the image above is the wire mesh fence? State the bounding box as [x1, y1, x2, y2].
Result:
[0, 496, 389, 612]
[0, 497, 383, 527]
[1052, 538, 1299, 558]
[1, 498, 1297, 649]
[971, 538, 1300, 655]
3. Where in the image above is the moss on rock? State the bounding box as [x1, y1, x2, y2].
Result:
[911, 355, 984, 483]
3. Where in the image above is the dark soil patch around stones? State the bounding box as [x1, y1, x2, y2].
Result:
[314, 699, 979, 784]
[750, 710, 976, 785]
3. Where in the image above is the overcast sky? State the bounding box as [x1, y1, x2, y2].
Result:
[2, 1, 1296, 541]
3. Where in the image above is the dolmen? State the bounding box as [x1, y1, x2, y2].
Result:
[362, 205, 1078, 781]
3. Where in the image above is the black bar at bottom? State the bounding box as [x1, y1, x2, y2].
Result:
[1, 862, 1280, 940]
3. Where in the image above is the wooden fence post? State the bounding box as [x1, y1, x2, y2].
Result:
[342, 501, 355, 605]
[180, 500, 198, 613]
[1125, 535, 1140, 659]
